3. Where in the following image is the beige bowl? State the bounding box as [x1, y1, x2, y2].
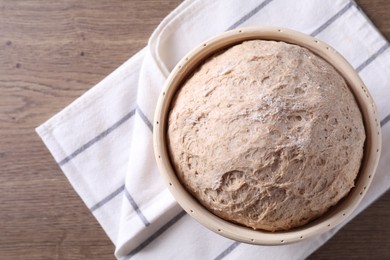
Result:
[153, 27, 381, 245]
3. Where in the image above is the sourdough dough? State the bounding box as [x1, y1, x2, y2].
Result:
[167, 40, 365, 231]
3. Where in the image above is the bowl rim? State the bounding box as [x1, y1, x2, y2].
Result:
[153, 26, 382, 245]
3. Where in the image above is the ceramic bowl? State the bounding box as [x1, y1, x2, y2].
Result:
[153, 27, 381, 245]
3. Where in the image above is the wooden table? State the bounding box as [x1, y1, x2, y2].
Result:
[0, 0, 389, 259]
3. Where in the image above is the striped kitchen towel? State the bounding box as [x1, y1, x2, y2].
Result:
[36, 0, 390, 259]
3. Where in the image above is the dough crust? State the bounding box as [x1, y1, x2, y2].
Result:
[167, 40, 365, 231]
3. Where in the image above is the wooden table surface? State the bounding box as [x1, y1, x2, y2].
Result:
[0, 0, 389, 259]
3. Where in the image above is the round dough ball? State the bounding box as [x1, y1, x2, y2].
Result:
[167, 40, 365, 231]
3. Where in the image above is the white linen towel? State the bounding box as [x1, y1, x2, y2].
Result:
[36, 0, 390, 259]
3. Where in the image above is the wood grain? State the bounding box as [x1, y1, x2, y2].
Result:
[0, 1, 182, 259]
[0, 0, 388, 259]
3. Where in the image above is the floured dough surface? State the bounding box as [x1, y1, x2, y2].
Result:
[167, 40, 365, 231]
